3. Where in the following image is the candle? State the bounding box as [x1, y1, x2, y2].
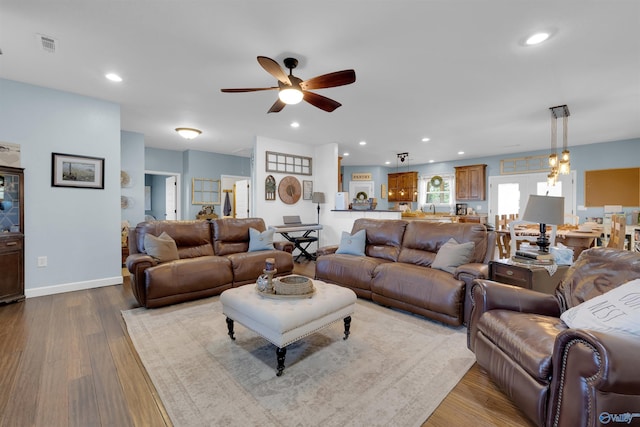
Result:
[265, 258, 275, 271]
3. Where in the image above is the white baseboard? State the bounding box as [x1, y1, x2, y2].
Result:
[25, 276, 124, 298]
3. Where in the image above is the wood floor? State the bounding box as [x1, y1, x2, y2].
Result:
[0, 261, 534, 427]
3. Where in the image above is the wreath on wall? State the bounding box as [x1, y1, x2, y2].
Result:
[355, 191, 368, 201]
[430, 175, 443, 188]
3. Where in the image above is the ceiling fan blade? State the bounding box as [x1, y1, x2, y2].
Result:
[257, 56, 291, 85]
[268, 98, 286, 113]
[302, 91, 342, 112]
[301, 69, 356, 90]
[220, 87, 277, 93]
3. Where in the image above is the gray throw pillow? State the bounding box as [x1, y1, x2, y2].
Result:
[249, 227, 275, 252]
[144, 231, 179, 263]
[431, 238, 475, 274]
[335, 229, 366, 256]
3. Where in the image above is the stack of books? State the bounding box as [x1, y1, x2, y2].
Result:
[513, 249, 555, 265]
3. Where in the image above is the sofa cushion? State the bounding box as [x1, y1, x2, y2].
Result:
[212, 218, 267, 256]
[560, 278, 640, 337]
[372, 262, 466, 324]
[399, 222, 488, 265]
[556, 247, 640, 311]
[477, 310, 567, 381]
[351, 218, 407, 261]
[431, 238, 475, 274]
[136, 220, 214, 259]
[315, 254, 389, 296]
[248, 227, 275, 252]
[226, 249, 294, 285]
[336, 229, 366, 256]
[144, 231, 179, 263]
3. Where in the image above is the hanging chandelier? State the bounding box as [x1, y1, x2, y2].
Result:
[547, 105, 570, 186]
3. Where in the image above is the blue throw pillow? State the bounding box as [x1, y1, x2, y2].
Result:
[335, 229, 366, 256]
[248, 228, 275, 252]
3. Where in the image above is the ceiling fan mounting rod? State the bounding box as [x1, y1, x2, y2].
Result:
[283, 57, 298, 75]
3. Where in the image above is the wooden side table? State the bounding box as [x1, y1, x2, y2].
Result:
[489, 259, 570, 294]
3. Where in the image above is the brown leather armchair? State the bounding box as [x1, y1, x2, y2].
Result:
[468, 247, 640, 427]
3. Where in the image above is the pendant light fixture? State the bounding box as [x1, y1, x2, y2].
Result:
[547, 105, 570, 185]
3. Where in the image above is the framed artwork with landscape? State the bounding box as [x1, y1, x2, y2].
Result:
[51, 153, 105, 189]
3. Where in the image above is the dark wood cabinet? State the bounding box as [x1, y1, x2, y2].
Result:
[455, 164, 486, 200]
[388, 171, 418, 202]
[0, 166, 25, 304]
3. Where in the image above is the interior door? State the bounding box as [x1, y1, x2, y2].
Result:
[235, 179, 250, 218]
[165, 176, 177, 220]
[488, 172, 575, 226]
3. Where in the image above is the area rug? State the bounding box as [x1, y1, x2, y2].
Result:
[122, 296, 475, 427]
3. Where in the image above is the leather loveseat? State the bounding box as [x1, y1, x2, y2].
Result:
[468, 247, 640, 427]
[126, 218, 293, 308]
[315, 218, 496, 326]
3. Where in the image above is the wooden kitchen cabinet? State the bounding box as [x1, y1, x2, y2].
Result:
[455, 164, 486, 200]
[0, 166, 25, 304]
[388, 171, 418, 202]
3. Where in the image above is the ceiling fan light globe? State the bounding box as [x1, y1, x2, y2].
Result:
[279, 88, 303, 105]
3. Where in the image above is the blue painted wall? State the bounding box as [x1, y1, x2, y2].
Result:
[342, 138, 640, 220]
[0, 78, 122, 292]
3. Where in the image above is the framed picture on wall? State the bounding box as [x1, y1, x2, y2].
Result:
[51, 152, 105, 189]
[303, 180, 313, 200]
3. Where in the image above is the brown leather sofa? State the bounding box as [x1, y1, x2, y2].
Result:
[468, 247, 640, 427]
[315, 218, 496, 326]
[126, 218, 294, 308]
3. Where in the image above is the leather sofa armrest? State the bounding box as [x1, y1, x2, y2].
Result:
[317, 245, 339, 257]
[125, 253, 156, 307]
[456, 263, 490, 327]
[274, 241, 294, 253]
[468, 279, 561, 350]
[548, 329, 640, 426]
[455, 262, 488, 281]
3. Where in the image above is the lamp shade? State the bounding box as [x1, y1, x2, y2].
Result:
[312, 192, 325, 204]
[521, 195, 565, 225]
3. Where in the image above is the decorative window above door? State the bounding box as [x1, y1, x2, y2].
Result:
[265, 151, 312, 176]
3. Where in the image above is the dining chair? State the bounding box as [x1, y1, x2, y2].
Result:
[509, 219, 557, 257]
[495, 214, 518, 258]
[607, 214, 627, 249]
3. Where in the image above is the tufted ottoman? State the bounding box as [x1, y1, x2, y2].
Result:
[220, 279, 357, 376]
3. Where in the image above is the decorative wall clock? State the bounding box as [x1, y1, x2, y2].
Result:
[278, 176, 301, 204]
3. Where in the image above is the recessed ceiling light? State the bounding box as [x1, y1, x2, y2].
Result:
[429, 160, 435, 163]
[343, 152, 350, 156]
[421, 137, 430, 142]
[525, 32, 550, 45]
[359, 141, 366, 146]
[385, 161, 391, 165]
[290, 122, 300, 128]
[458, 151, 465, 155]
[105, 73, 122, 82]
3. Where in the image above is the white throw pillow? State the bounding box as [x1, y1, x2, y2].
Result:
[560, 278, 640, 337]
[431, 238, 475, 274]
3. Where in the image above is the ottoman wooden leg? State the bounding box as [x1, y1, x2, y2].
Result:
[226, 317, 235, 340]
[343, 316, 352, 340]
[276, 347, 287, 376]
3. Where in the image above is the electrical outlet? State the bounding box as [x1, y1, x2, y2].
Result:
[37, 256, 47, 267]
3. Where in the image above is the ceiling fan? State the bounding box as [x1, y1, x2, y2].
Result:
[221, 56, 356, 113]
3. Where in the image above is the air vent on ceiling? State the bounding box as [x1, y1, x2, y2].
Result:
[37, 34, 58, 53]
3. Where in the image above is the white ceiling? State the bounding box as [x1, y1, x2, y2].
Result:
[1, 1, 639, 166]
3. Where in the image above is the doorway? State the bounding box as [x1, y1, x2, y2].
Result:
[145, 170, 181, 220]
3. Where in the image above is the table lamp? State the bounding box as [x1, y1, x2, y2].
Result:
[312, 192, 325, 224]
[521, 195, 565, 252]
